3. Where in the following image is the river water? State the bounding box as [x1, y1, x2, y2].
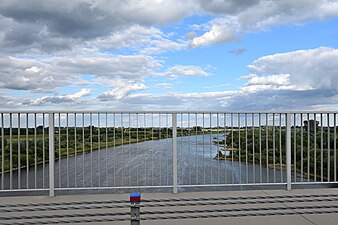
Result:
[2, 134, 296, 190]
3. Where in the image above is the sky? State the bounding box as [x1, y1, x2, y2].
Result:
[0, 0, 338, 111]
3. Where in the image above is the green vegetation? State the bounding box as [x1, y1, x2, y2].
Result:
[214, 125, 338, 181]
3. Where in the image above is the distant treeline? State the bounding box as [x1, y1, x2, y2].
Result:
[215, 126, 338, 181]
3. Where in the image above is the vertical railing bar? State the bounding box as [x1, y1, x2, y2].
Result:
[273, 113, 276, 183]
[210, 114, 212, 183]
[172, 113, 178, 194]
[151, 113, 154, 186]
[259, 113, 262, 183]
[42, 113, 45, 189]
[82, 113, 85, 187]
[9, 113, 12, 189]
[266, 113, 269, 183]
[143, 113, 146, 186]
[113, 113, 116, 187]
[314, 113, 317, 182]
[334, 113, 337, 182]
[58, 114, 61, 188]
[327, 113, 330, 182]
[252, 113, 255, 183]
[90, 113, 93, 187]
[34, 113, 37, 189]
[121, 113, 124, 187]
[307, 113, 310, 182]
[286, 113, 291, 191]
[181, 114, 184, 184]
[195, 113, 198, 185]
[231, 113, 234, 184]
[1, 113, 4, 190]
[128, 113, 131, 187]
[279, 113, 283, 183]
[293, 113, 296, 182]
[245, 113, 248, 184]
[159, 113, 162, 185]
[203, 113, 205, 184]
[26, 114, 29, 189]
[18, 113, 21, 189]
[224, 113, 227, 184]
[217, 113, 220, 184]
[166, 113, 169, 186]
[301, 113, 303, 182]
[238, 113, 241, 184]
[321, 113, 323, 182]
[48, 113, 55, 197]
[66, 113, 69, 188]
[188, 113, 191, 185]
[136, 113, 139, 186]
[105, 113, 108, 187]
[74, 113, 77, 188]
[98, 113, 101, 187]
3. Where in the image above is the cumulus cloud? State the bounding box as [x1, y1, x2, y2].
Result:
[93, 25, 186, 54]
[108, 46, 338, 111]
[191, 0, 338, 47]
[24, 88, 92, 106]
[226, 47, 338, 110]
[122, 91, 236, 110]
[0, 56, 70, 92]
[97, 83, 148, 100]
[1, 0, 337, 52]
[247, 47, 338, 90]
[1, 1, 338, 110]
[190, 18, 237, 47]
[163, 65, 209, 78]
[0, 0, 193, 54]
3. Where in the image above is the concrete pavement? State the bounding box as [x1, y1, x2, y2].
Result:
[1, 188, 338, 225]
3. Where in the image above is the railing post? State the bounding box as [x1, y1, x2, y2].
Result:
[286, 113, 292, 191]
[49, 113, 55, 197]
[172, 113, 178, 194]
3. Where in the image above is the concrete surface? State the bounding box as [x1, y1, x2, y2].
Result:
[1, 188, 338, 225]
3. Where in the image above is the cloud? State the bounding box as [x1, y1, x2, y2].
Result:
[191, 0, 338, 47]
[97, 83, 148, 100]
[93, 25, 186, 54]
[190, 18, 237, 47]
[0, 50, 211, 97]
[2, 1, 337, 53]
[0, 0, 192, 54]
[247, 47, 338, 90]
[24, 88, 92, 106]
[113, 46, 338, 111]
[2, 46, 338, 111]
[0, 56, 70, 92]
[226, 46, 338, 110]
[163, 65, 209, 78]
[1, 1, 338, 111]
[121, 91, 236, 110]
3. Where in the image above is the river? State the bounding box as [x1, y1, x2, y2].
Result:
[1, 134, 299, 190]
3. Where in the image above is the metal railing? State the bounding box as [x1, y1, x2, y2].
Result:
[0, 111, 337, 196]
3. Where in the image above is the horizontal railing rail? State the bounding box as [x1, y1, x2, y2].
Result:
[0, 111, 336, 196]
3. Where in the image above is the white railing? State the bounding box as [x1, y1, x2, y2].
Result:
[0, 111, 337, 196]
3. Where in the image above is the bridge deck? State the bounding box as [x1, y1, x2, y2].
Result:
[1, 188, 338, 225]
